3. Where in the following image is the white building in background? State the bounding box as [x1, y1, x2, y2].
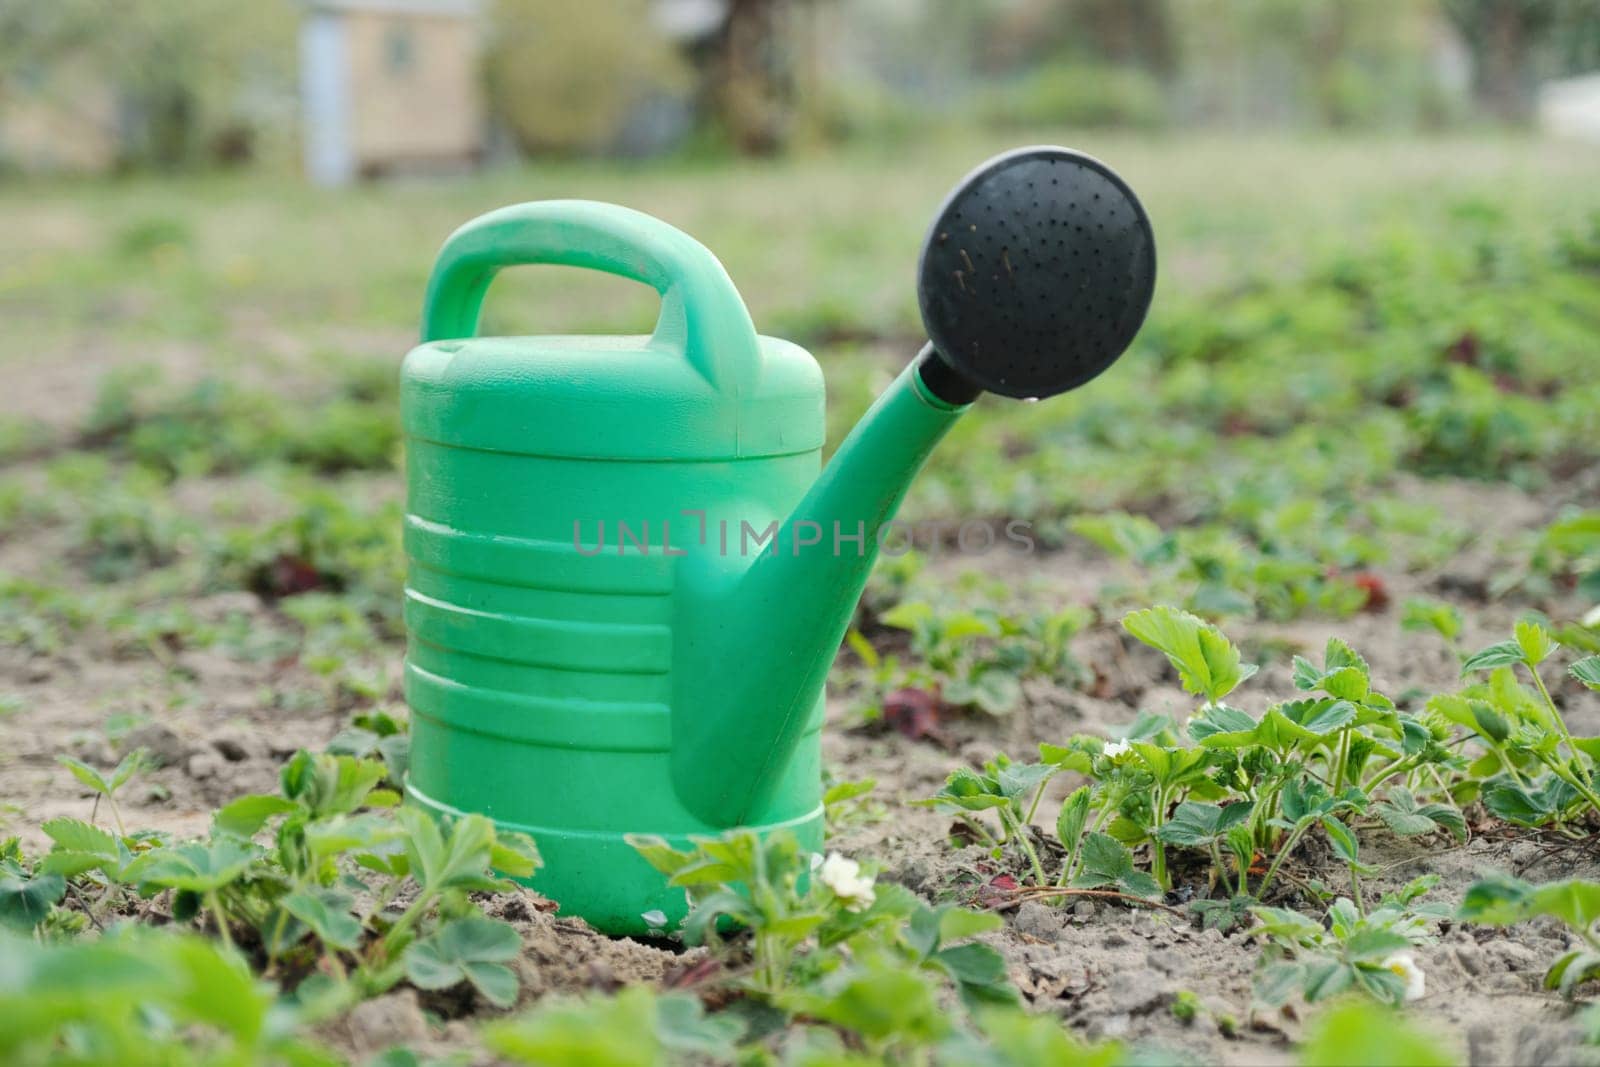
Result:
[1540, 73, 1600, 143]
[300, 0, 484, 186]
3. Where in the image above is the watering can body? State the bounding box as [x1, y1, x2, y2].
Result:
[399, 201, 964, 934]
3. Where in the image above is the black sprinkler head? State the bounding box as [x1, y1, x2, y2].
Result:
[915, 146, 1156, 404]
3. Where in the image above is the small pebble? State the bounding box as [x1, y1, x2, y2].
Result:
[1014, 901, 1063, 942]
[121, 723, 192, 768]
[187, 752, 221, 781]
[210, 735, 251, 762]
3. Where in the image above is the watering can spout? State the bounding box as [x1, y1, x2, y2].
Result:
[671, 353, 969, 827]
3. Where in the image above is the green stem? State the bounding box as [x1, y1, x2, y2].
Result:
[379, 888, 436, 959]
[1210, 840, 1234, 897]
[1256, 823, 1309, 900]
[1149, 786, 1170, 892]
[1025, 781, 1050, 826]
[1535, 751, 1600, 816]
[1331, 732, 1351, 795]
[206, 890, 235, 953]
[1498, 745, 1531, 788]
[107, 795, 128, 839]
[1363, 753, 1419, 792]
[1350, 866, 1366, 917]
[1058, 801, 1115, 886]
[1529, 663, 1590, 785]
[1003, 810, 1048, 887]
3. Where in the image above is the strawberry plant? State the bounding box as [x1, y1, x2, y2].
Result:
[928, 607, 1476, 930]
[1435, 619, 1600, 829]
[37, 745, 540, 1010]
[918, 754, 1060, 885]
[1252, 893, 1436, 1007]
[855, 596, 1090, 717]
[1458, 874, 1600, 997]
[630, 829, 1016, 1011]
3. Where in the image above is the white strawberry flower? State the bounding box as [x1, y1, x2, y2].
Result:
[818, 852, 876, 912]
[1381, 951, 1426, 1002]
[1102, 738, 1133, 761]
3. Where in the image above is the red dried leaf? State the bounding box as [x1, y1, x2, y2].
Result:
[1445, 331, 1479, 366]
[1351, 571, 1390, 612]
[259, 553, 323, 598]
[883, 686, 942, 742]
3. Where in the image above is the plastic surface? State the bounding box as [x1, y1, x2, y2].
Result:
[401, 166, 1151, 932]
[405, 201, 823, 461]
[917, 146, 1156, 400]
[401, 201, 846, 933]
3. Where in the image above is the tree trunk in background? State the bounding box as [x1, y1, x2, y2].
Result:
[1443, 0, 1553, 123]
[711, 0, 797, 155]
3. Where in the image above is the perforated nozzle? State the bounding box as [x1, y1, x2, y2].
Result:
[915, 146, 1156, 403]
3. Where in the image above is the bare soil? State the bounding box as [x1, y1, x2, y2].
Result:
[2, 437, 1597, 1065]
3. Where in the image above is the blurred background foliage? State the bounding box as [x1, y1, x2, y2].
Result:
[2, 0, 1599, 174]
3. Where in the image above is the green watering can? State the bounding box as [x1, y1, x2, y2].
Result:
[401, 147, 1156, 934]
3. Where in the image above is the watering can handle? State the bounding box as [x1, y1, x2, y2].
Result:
[420, 200, 762, 395]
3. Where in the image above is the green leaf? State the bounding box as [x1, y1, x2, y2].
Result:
[38, 817, 124, 879]
[1529, 880, 1600, 934]
[0, 868, 65, 932]
[1343, 927, 1415, 963]
[1320, 666, 1370, 702]
[1299, 1000, 1455, 1067]
[122, 838, 259, 893]
[1375, 787, 1466, 841]
[280, 750, 389, 818]
[626, 834, 697, 880]
[1253, 960, 1305, 1006]
[213, 794, 299, 838]
[965, 666, 1023, 715]
[1302, 959, 1355, 1002]
[1186, 704, 1256, 741]
[1462, 640, 1524, 674]
[1289, 698, 1358, 736]
[823, 778, 877, 806]
[1483, 780, 1554, 826]
[1250, 905, 1324, 943]
[1071, 832, 1134, 886]
[653, 991, 746, 1058]
[1321, 816, 1359, 866]
[398, 809, 506, 895]
[1122, 606, 1257, 704]
[1458, 872, 1537, 925]
[485, 986, 665, 1064]
[1401, 599, 1463, 643]
[55, 755, 111, 796]
[937, 906, 1003, 944]
[1546, 949, 1600, 998]
[1514, 619, 1557, 667]
[919, 767, 1009, 813]
[404, 917, 522, 1007]
[995, 761, 1056, 801]
[1038, 743, 1093, 773]
[282, 887, 363, 950]
[41, 817, 116, 856]
[1570, 656, 1600, 692]
[1154, 801, 1249, 847]
[490, 832, 541, 880]
[779, 956, 951, 1045]
[106, 749, 146, 791]
[932, 941, 1021, 1009]
[1055, 786, 1091, 853]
